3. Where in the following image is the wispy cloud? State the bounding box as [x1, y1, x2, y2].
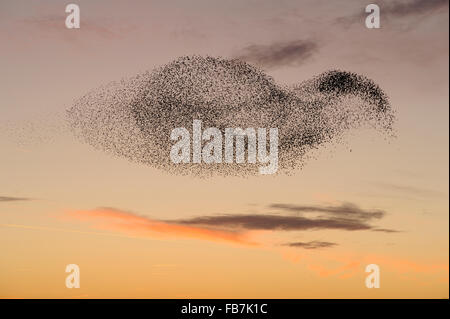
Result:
[281, 248, 449, 280]
[283, 241, 337, 249]
[372, 228, 402, 233]
[19, 14, 136, 40]
[234, 39, 318, 69]
[65, 202, 398, 248]
[338, 0, 448, 25]
[380, 0, 448, 17]
[269, 202, 385, 221]
[67, 207, 257, 246]
[371, 182, 445, 198]
[22, 15, 116, 38]
[0, 196, 32, 202]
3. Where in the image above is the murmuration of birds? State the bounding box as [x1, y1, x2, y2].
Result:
[67, 55, 395, 177]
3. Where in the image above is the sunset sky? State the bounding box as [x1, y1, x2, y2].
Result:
[0, 0, 448, 298]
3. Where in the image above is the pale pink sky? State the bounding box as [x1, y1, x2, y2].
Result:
[0, 0, 448, 298]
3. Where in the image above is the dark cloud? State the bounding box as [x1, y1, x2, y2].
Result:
[282, 241, 337, 249]
[174, 215, 370, 233]
[234, 39, 318, 69]
[337, 0, 448, 25]
[372, 228, 402, 233]
[382, 0, 448, 17]
[269, 202, 385, 221]
[171, 202, 398, 233]
[0, 196, 31, 202]
[173, 214, 373, 231]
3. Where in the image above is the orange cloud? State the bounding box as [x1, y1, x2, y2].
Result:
[279, 247, 448, 281]
[64, 208, 448, 285]
[363, 253, 449, 275]
[67, 207, 258, 246]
